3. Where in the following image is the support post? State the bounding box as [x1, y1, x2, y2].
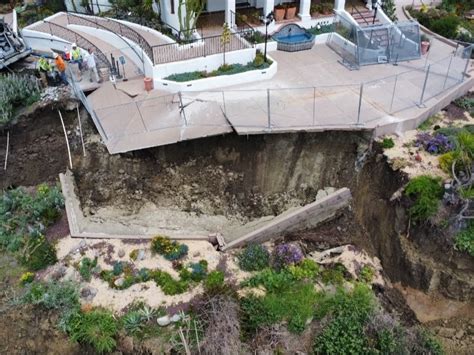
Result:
[4, 131, 9, 171]
[225, 0, 236, 27]
[389, 75, 398, 113]
[312, 87, 316, 126]
[58, 110, 73, 170]
[76, 104, 86, 157]
[267, 89, 271, 129]
[419, 64, 430, 107]
[298, 0, 311, 21]
[462, 48, 471, 82]
[356, 83, 364, 125]
[442, 55, 453, 89]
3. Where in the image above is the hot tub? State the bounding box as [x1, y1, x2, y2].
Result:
[272, 24, 315, 52]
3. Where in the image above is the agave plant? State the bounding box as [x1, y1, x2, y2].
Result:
[138, 305, 157, 322]
[122, 311, 145, 335]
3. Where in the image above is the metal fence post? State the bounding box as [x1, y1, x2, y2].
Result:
[462, 48, 471, 82]
[312, 87, 316, 126]
[267, 89, 271, 129]
[389, 75, 398, 113]
[356, 83, 364, 125]
[222, 91, 226, 116]
[419, 64, 431, 107]
[442, 55, 453, 89]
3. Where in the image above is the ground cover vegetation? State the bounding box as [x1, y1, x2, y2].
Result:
[0, 73, 40, 126]
[19, 239, 443, 354]
[403, 101, 474, 256]
[164, 52, 271, 82]
[0, 184, 64, 270]
[408, 0, 473, 43]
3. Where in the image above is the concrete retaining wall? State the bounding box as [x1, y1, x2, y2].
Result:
[221, 188, 352, 250]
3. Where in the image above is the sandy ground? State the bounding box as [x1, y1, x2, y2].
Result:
[382, 111, 474, 179]
[51, 236, 248, 313]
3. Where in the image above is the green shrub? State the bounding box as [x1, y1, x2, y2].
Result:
[0, 73, 41, 125]
[204, 270, 225, 294]
[358, 265, 375, 283]
[404, 175, 443, 221]
[438, 151, 455, 173]
[20, 271, 35, 285]
[129, 249, 139, 261]
[68, 309, 118, 353]
[241, 282, 318, 334]
[20, 235, 57, 271]
[122, 310, 146, 335]
[241, 267, 293, 292]
[321, 263, 348, 285]
[79, 257, 98, 282]
[287, 259, 320, 281]
[179, 260, 208, 282]
[164, 59, 271, 82]
[150, 270, 189, 295]
[238, 244, 270, 271]
[313, 284, 376, 354]
[0, 184, 64, 258]
[455, 223, 474, 256]
[429, 15, 460, 39]
[151, 236, 188, 261]
[22, 281, 80, 311]
[382, 137, 395, 149]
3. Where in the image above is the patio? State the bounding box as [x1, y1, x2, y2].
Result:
[84, 36, 472, 154]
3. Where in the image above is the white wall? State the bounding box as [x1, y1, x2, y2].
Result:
[153, 47, 257, 79]
[159, 0, 182, 31]
[22, 28, 73, 54]
[206, 0, 226, 12]
[157, 57, 277, 92]
[68, 25, 154, 77]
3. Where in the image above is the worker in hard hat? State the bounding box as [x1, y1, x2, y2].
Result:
[37, 55, 51, 87]
[70, 43, 83, 81]
[53, 52, 69, 86]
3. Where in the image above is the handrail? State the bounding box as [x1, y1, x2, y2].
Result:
[351, 0, 371, 27]
[66, 12, 144, 65]
[43, 20, 112, 69]
[106, 17, 154, 63]
[230, 10, 257, 35]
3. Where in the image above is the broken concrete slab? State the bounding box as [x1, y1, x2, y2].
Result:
[221, 187, 352, 251]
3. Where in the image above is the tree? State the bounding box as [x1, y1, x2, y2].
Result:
[178, 0, 205, 42]
[220, 22, 231, 67]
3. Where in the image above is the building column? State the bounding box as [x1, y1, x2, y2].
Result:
[225, 0, 236, 26]
[263, 0, 275, 17]
[334, 0, 345, 11]
[298, 0, 311, 20]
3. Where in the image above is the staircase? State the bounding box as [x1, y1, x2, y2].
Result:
[351, 8, 380, 27]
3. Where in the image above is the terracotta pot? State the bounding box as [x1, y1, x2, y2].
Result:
[285, 6, 297, 19]
[144, 77, 153, 91]
[421, 41, 430, 55]
[274, 7, 285, 21]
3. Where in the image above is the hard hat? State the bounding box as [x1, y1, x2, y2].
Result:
[72, 43, 77, 47]
[53, 52, 59, 58]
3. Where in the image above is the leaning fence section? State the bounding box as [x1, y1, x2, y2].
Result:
[72, 43, 471, 153]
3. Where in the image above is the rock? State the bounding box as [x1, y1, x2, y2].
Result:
[47, 264, 67, 281]
[118, 249, 125, 258]
[455, 329, 465, 339]
[114, 277, 125, 288]
[118, 169, 125, 174]
[137, 249, 146, 261]
[170, 314, 181, 323]
[157, 315, 171, 327]
[117, 335, 134, 353]
[80, 286, 98, 300]
[438, 327, 456, 338]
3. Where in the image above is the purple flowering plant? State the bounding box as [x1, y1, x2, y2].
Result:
[272, 243, 304, 270]
[415, 132, 454, 155]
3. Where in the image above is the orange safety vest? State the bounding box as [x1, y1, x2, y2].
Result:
[55, 56, 66, 72]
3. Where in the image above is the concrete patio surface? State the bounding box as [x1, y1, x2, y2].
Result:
[84, 35, 472, 153]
